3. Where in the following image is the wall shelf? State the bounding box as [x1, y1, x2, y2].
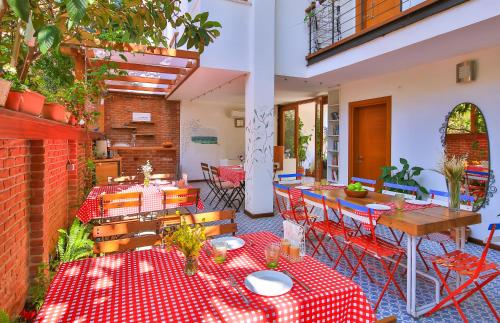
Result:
[135, 133, 155, 137]
[111, 126, 137, 130]
[129, 121, 155, 124]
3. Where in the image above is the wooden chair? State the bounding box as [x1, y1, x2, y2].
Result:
[163, 188, 200, 214]
[99, 192, 142, 221]
[150, 173, 174, 180]
[182, 209, 237, 238]
[111, 175, 138, 185]
[92, 210, 236, 254]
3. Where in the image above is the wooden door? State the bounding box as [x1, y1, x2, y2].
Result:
[349, 97, 391, 190]
[360, 0, 401, 30]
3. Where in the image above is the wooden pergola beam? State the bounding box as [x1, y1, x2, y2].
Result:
[93, 60, 188, 75]
[63, 40, 200, 60]
[107, 75, 175, 85]
[108, 84, 169, 93]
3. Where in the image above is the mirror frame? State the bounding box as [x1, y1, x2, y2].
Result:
[439, 102, 497, 210]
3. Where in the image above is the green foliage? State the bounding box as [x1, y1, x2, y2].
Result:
[29, 263, 54, 311]
[1, 64, 27, 91]
[26, 51, 74, 103]
[0, 309, 11, 323]
[298, 119, 312, 165]
[56, 219, 94, 264]
[4, 0, 222, 57]
[447, 103, 486, 134]
[380, 158, 429, 198]
[283, 111, 295, 158]
[163, 213, 206, 258]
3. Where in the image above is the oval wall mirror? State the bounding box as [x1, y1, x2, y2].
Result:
[441, 102, 496, 211]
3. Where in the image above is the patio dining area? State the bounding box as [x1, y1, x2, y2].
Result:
[2, 1, 500, 322]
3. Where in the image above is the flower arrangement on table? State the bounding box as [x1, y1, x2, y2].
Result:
[162, 212, 206, 276]
[435, 154, 467, 211]
[140, 160, 153, 186]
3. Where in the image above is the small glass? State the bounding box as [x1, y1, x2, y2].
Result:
[265, 243, 280, 269]
[289, 243, 300, 260]
[394, 193, 405, 210]
[280, 239, 290, 256]
[321, 179, 328, 186]
[212, 241, 228, 264]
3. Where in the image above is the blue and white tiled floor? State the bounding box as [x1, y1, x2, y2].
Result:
[193, 182, 500, 322]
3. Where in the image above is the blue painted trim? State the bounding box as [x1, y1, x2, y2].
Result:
[278, 173, 303, 179]
[273, 183, 290, 191]
[430, 189, 475, 202]
[302, 190, 325, 200]
[465, 170, 489, 176]
[337, 199, 369, 213]
[488, 223, 499, 230]
[383, 182, 418, 192]
[352, 177, 376, 185]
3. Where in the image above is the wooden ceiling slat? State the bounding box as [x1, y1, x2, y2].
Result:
[108, 84, 169, 93]
[107, 75, 175, 85]
[93, 60, 188, 75]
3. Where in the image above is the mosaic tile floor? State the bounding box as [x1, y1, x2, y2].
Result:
[192, 182, 500, 322]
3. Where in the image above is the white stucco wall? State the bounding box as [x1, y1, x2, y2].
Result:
[180, 101, 245, 180]
[339, 45, 500, 240]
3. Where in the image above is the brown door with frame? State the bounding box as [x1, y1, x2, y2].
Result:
[349, 97, 391, 190]
[358, 0, 401, 31]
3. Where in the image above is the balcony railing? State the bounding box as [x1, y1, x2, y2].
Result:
[306, 0, 467, 62]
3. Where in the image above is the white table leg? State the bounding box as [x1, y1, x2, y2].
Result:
[407, 235, 417, 315]
[455, 227, 466, 288]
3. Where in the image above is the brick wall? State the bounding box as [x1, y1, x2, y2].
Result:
[116, 148, 177, 180]
[104, 93, 180, 176]
[446, 133, 489, 161]
[0, 138, 90, 316]
[0, 140, 30, 316]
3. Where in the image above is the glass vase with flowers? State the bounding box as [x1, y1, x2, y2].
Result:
[163, 213, 206, 276]
[435, 154, 467, 212]
[140, 160, 153, 187]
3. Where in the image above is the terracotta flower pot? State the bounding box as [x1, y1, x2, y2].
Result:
[4, 90, 23, 111]
[43, 103, 67, 122]
[68, 115, 77, 126]
[297, 166, 305, 175]
[0, 79, 11, 106]
[19, 90, 45, 116]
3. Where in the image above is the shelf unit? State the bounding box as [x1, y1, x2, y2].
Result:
[327, 89, 340, 183]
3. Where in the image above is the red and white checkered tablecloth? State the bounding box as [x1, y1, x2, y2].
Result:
[76, 184, 204, 224]
[219, 166, 245, 185]
[36, 232, 375, 323]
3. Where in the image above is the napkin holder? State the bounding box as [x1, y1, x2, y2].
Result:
[282, 220, 305, 263]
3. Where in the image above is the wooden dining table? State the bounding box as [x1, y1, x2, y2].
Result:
[309, 187, 481, 318]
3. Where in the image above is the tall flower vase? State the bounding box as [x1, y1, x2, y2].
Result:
[144, 174, 150, 187]
[447, 179, 461, 212]
[184, 256, 199, 276]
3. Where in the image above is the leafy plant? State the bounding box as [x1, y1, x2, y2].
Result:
[28, 263, 54, 311]
[56, 219, 94, 264]
[298, 119, 312, 167]
[164, 213, 206, 258]
[380, 158, 429, 198]
[1, 63, 27, 91]
[0, 309, 12, 323]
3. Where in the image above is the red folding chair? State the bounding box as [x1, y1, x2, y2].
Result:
[416, 189, 475, 272]
[337, 198, 406, 312]
[301, 190, 355, 272]
[426, 223, 499, 322]
[273, 183, 308, 225]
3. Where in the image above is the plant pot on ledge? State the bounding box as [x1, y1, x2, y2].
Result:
[43, 103, 67, 123]
[0, 79, 11, 106]
[4, 90, 23, 111]
[19, 90, 45, 116]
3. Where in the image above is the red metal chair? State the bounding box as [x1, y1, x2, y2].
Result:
[273, 183, 308, 225]
[337, 198, 406, 312]
[301, 190, 355, 272]
[426, 223, 499, 322]
[351, 176, 376, 192]
[416, 189, 475, 272]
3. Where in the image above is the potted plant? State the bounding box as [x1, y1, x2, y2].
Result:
[42, 91, 67, 123]
[380, 158, 429, 199]
[297, 119, 312, 175]
[435, 154, 467, 212]
[2, 64, 27, 111]
[163, 213, 206, 276]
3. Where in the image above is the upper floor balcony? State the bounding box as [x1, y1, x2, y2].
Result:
[306, 0, 468, 64]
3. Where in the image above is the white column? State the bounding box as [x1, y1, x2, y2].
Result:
[244, 0, 276, 216]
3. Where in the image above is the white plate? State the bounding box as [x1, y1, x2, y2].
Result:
[405, 199, 431, 206]
[366, 203, 391, 211]
[294, 186, 311, 190]
[244, 271, 293, 297]
[211, 236, 245, 250]
[161, 186, 179, 191]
